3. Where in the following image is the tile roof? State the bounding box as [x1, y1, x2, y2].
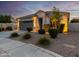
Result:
[17, 10, 70, 21]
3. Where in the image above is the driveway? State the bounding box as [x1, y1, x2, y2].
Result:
[0, 31, 62, 57]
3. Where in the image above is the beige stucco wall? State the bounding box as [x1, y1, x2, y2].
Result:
[60, 15, 68, 33]
[15, 19, 20, 31]
[17, 11, 70, 33]
[32, 13, 50, 32]
[32, 14, 69, 32]
[0, 23, 16, 30]
[32, 16, 40, 32]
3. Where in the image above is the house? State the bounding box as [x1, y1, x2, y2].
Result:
[16, 10, 70, 33]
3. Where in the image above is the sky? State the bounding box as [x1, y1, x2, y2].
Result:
[0, 1, 79, 19]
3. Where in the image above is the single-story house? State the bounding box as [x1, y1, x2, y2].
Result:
[16, 10, 70, 33]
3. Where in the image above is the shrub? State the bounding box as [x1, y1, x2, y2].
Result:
[0, 28, 4, 32]
[6, 26, 13, 31]
[0, 28, 1, 32]
[37, 37, 50, 46]
[10, 32, 19, 38]
[2, 28, 4, 31]
[27, 27, 32, 32]
[75, 54, 79, 57]
[23, 33, 31, 39]
[38, 29, 45, 34]
[71, 19, 79, 23]
[48, 29, 58, 39]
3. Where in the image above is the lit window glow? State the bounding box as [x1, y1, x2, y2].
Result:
[60, 15, 68, 33]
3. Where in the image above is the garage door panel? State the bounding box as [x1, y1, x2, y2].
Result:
[20, 21, 33, 31]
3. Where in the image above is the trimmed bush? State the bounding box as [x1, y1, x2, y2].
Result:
[6, 26, 13, 31]
[71, 19, 79, 23]
[75, 54, 79, 57]
[38, 29, 45, 34]
[37, 37, 50, 46]
[2, 28, 4, 31]
[48, 29, 58, 39]
[0, 28, 1, 32]
[23, 33, 31, 39]
[0, 28, 4, 32]
[10, 32, 19, 38]
[27, 27, 32, 32]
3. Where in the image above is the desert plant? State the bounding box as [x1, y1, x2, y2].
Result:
[23, 33, 31, 39]
[71, 19, 79, 23]
[2, 27, 4, 31]
[0, 28, 1, 32]
[37, 37, 50, 46]
[75, 54, 79, 57]
[48, 29, 58, 39]
[10, 32, 19, 38]
[38, 29, 45, 34]
[27, 27, 32, 32]
[6, 26, 13, 31]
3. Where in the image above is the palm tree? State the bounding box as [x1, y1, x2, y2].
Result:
[51, 7, 61, 29]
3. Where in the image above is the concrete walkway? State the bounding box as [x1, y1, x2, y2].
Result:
[0, 32, 62, 57]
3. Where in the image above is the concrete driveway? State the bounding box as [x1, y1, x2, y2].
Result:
[0, 31, 62, 57]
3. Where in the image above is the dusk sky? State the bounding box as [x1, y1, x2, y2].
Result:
[0, 1, 79, 19]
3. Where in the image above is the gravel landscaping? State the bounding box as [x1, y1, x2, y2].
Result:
[11, 31, 79, 57]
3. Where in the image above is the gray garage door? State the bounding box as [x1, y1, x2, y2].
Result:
[20, 21, 33, 31]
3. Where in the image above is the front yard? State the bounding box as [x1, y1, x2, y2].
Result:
[11, 31, 79, 57]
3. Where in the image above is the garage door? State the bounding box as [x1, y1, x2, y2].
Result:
[20, 21, 33, 31]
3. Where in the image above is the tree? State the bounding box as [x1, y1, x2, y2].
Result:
[71, 18, 79, 23]
[3, 15, 12, 23]
[0, 15, 4, 23]
[4, 15, 12, 31]
[0, 15, 4, 31]
[0, 15, 12, 31]
[0, 15, 12, 23]
[51, 7, 61, 29]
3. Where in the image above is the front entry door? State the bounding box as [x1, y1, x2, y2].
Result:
[38, 18, 43, 29]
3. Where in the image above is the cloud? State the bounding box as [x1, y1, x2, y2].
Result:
[1, 1, 79, 19]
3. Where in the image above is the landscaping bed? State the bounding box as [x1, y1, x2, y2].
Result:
[10, 32, 79, 57]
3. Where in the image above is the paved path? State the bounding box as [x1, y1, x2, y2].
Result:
[0, 32, 62, 57]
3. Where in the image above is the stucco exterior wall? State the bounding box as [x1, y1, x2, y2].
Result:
[0, 23, 16, 30]
[60, 15, 69, 33]
[17, 10, 70, 32]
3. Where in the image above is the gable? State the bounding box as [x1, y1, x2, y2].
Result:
[35, 10, 46, 18]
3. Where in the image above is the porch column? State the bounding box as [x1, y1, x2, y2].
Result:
[16, 19, 20, 31]
[32, 16, 40, 32]
[43, 16, 50, 32]
[60, 15, 68, 33]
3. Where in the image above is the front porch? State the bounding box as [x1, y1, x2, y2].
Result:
[32, 14, 69, 33]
